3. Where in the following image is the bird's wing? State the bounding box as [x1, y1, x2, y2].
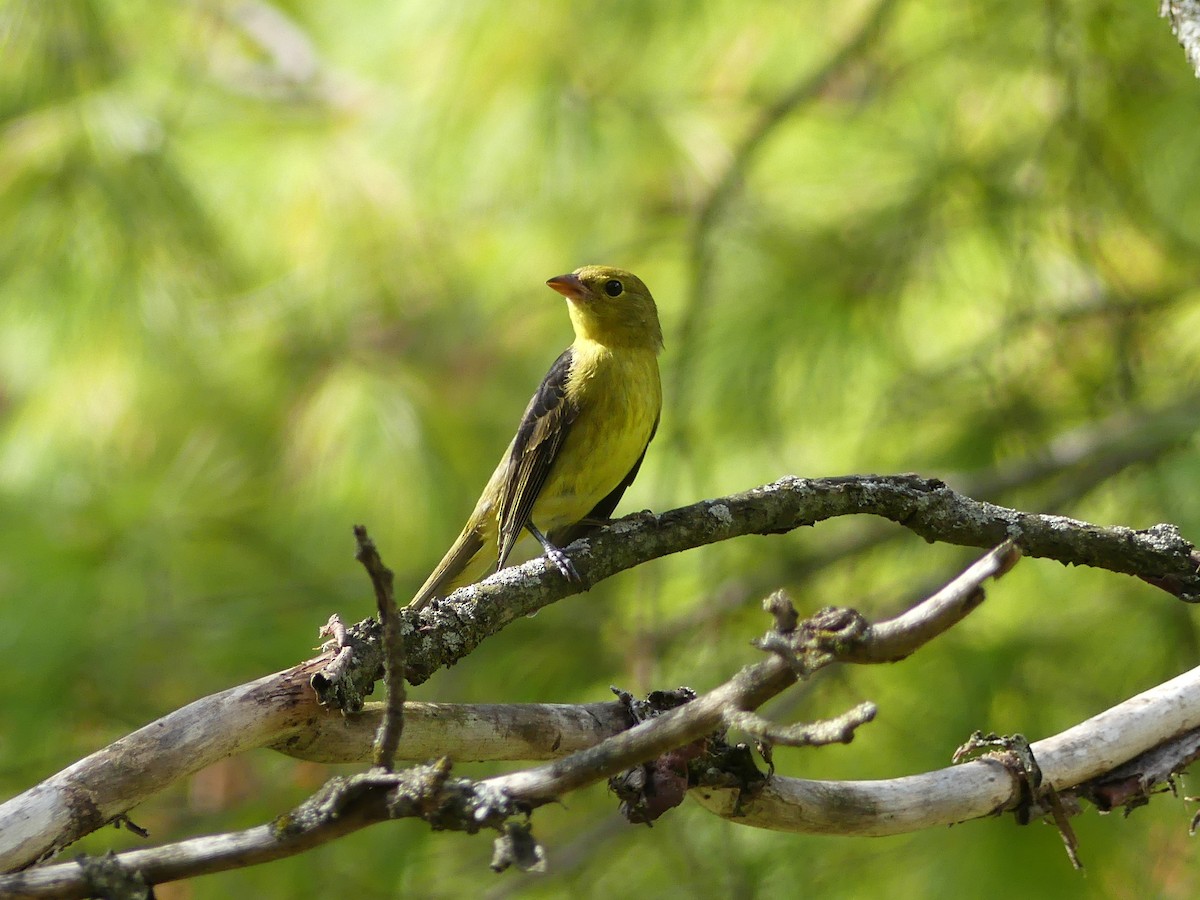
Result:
[495, 348, 580, 568]
[547, 413, 658, 548]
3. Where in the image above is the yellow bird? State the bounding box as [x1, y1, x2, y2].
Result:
[408, 265, 663, 610]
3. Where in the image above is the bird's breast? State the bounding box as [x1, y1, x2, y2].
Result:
[531, 343, 661, 530]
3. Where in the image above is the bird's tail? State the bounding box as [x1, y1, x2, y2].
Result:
[407, 525, 492, 610]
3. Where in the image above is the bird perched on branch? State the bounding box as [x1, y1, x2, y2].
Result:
[407, 265, 663, 610]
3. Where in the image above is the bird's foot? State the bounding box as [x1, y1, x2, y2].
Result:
[544, 544, 583, 583]
[527, 521, 584, 583]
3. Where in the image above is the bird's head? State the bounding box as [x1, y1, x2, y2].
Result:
[546, 265, 664, 352]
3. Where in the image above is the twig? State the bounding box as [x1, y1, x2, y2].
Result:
[723, 703, 877, 747]
[353, 526, 405, 770]
[482, 815, 628, 900]
[847, 541, 1021, 662]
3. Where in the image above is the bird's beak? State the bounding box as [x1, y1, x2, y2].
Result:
[546, 273, 587, 301]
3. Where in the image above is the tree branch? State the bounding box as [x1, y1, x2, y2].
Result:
[407, 474, 1200, 685]
[3, 473, 1197, 874]
[692, 660, 1200, 834]
[0, 675, 627, 873]
[0, 542, 1014, 893]
[414, 545, 1011, 795]
[645, 397, 1200, 643]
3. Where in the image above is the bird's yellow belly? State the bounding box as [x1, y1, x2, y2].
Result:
[530, 346, 660, 531]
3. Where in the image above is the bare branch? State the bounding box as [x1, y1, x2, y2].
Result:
[847, 541, 1021, 662]
[0, 764, 478, 899]
[26, 545, 1200, 888]
[0, 672, 626, 873]
[20, 650, 1200, 900]
[0, 659, 326, 873]
[274, 700, 630, 765]
[25, 649, 1200, 900]
[692, 661, 1200, 834]
[472, 546, 1016, 806]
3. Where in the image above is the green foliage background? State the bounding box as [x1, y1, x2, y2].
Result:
[3, 0, 1200, 896]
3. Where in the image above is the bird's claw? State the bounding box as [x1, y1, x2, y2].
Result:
[545, 545, 583, 583]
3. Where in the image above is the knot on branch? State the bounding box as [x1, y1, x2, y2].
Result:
[801, 606, 870, 647]
[754, 602, 870, 676]
[608, 685, 705, 824]
[310, 615, 384, 713]
[612, 685, 697, 725]
[610, 742, 708, 825]
[954, 731, 1082, 869]
[608, 720, 772, 826]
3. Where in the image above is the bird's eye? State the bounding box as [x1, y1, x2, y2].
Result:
[603, 279, 624, 297]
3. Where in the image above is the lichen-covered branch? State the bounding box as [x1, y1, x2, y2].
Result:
[406, 474, 1200, 684]
[0, 763, 516, 899]
[786, 395, 1200, 588]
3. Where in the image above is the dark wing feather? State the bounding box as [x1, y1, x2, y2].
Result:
[495, 348, 580, 568]
[549, 414, 658, 548]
